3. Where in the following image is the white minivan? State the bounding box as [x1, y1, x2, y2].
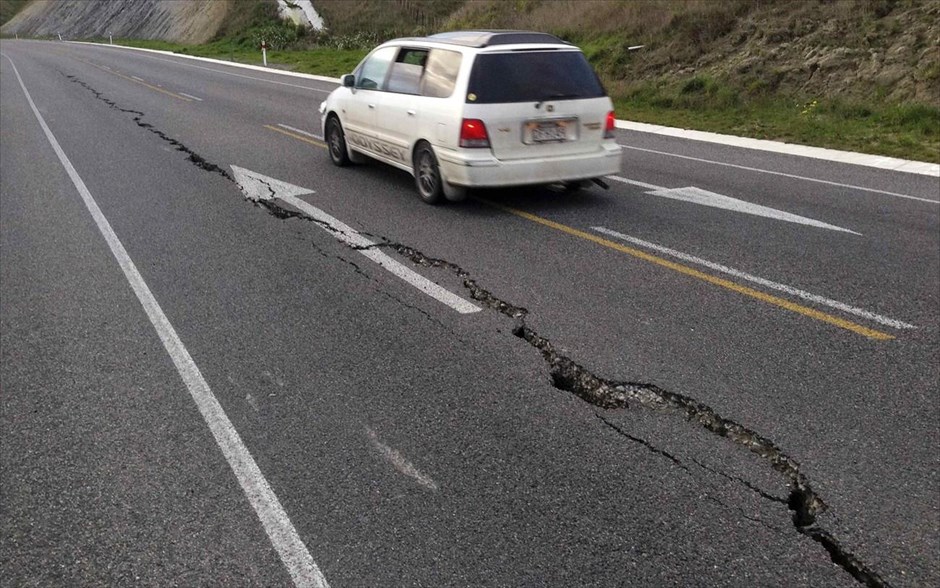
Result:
[319, 31, 623, 204]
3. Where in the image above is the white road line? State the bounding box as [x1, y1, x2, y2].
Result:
[276, 195, 480, 314]
[179, 92, 203, 101]
[607, 175, 663, 191]
[130, 75, 144, 81]
[70, 41, 936, 180]
[277, 123, 323, 141]
[616, 120, 940, 177]
[229, 165, 481, 315]
[365, 427, 439, 491]
[93, 44, 332, 92]
[591, 226, 916, 330]
[608, 175, 859, 234]
[72, 40, 340, 87]
[2, 52, 330, 588]
[618, 144, 939, 204]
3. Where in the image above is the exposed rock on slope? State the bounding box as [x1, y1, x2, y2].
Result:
[0, 0, 230, 44]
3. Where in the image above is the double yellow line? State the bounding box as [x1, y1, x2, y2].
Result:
[264, 125, 894, 340]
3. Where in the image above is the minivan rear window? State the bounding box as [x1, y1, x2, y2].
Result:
[466, 51, 605, 104]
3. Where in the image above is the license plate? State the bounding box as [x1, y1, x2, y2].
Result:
[525, 119, 575, 144]
[532, 123, 567, 142]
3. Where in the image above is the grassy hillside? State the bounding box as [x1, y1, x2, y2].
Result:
[0, 0, 31, 26]
[5, 0, 938, 162]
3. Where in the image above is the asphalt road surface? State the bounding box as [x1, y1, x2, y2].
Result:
[2, 40, 937, 588]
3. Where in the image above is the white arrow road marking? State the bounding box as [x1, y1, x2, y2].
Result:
[230, 166, 480, 314]
[3, 52, 330, 588]
[592, 226, 915, 330]
[617, 145, 939, 203]
[608, 175, 860, 234]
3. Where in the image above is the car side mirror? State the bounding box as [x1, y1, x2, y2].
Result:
[342, 74, 355, 88]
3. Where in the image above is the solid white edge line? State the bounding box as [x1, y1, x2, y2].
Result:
[61, 41, 935, 178]
[273, 193, 481, 314]
[591, 225, 916, 330]
[616, 120, 940, 177]
[1, 52, 330, 588]
[179, 92, 203, 101]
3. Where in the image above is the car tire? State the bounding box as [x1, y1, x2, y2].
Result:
[414, 141, 444, 205]
[327, 116, 350, 167]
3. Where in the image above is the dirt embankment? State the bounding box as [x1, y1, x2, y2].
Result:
[445, 0, 940, 105]
[666, 0, 940, 104]
[1, 0, 231, 44]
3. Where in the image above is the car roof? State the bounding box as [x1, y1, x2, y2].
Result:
[394, 30, 571, 49]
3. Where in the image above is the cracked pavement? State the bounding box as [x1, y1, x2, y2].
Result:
[2, 41, 937, 587]
[64, 72, 885, 585]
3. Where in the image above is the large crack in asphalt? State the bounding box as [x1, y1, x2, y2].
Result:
[66, 74, 889, 587]
[378, 241, 889, 588]
[64, 74, 466, 341]
[65, 74, 233, 181]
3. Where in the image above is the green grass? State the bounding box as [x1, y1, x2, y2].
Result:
[104, 38, 939, 163]
[0, 0, 31, 26]
[111, 38, 367, 78]
[613, 76, 940, 163]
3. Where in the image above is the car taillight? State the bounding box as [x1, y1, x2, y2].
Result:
[459, 118, 490, 148]
[604, 111, 616, 139]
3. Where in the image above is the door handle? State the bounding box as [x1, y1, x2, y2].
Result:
[407, 109, 416, 116]
[368, 104, 375, 109]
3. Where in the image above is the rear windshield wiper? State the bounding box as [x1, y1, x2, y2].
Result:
[536, 93, 581, 108]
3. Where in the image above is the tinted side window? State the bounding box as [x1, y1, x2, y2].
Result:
[356, 46, 397, 90]
[386, 48, 428, 95]
[466, 51, 605, 103]
[421, 49, 462, 98]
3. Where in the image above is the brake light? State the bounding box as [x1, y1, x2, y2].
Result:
[604, 111, 616, 139]
[459, 118, 490, 148]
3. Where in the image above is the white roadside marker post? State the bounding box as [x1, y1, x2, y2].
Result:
[109, 32, 113, 45]
[261, 40, 268, 66]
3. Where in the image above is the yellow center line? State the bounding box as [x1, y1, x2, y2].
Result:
[78, 58, 192, 102]
[264, 124, 327, 148]
[480, 199, 894, 341]
[251, 125, 892, 340]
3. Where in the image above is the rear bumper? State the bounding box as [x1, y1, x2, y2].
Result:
[436, 143, 623, 187]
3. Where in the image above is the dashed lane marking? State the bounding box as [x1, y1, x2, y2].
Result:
[479, 198, 895, 341]
[592, 226, 915, 330]
[76, 57, 192, 102]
